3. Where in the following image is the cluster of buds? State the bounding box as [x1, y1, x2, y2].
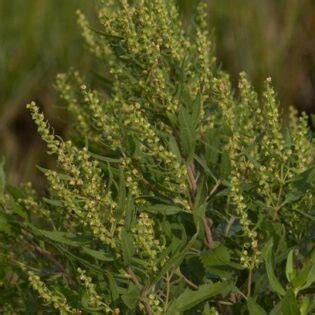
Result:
[230, 173, 260, 268]
[55, 72, 90, 138]
[132, 212, 165, 272]
[148, 292, 163, 314]
[27, 271, 79, 314]
[288, 107, 313, 172]
[81, 86, 120, 149]
[77, 268, 116, 313]
[26, 102, 60, 153]
[120, 102, 187, 195]
[77, 10, 104, 57]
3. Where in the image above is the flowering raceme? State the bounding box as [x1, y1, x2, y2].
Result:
[0, 0, 314, 314]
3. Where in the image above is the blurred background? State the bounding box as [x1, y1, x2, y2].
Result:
[1, 0, 315, 187]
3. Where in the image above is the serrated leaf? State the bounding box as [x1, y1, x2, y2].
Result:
[167, 280, 233, 313]
[121, 283, 140, 310]
[201, 245, 231, 266]
[201, 244, 243, 271]
[247, 297, 267, 315]
[263, 239, 286, 296]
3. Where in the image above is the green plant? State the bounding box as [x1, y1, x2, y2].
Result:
[1, 0, 314, 314]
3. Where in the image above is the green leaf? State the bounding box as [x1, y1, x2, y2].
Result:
[106, 272, 119, 302]
[202, 302, 214, 315]
[11, 202, 28, 219]
[154, 229, 196, 282]
[219, 150, 230, 179]
[121, 283, 140, 310]
[120, 230, 135, 265]
[291, 208, 315, 221]
[286, 249, 295, 282]
[263, 239, 286, 296]
[201, 244, 243, 271]
[117, 170, 127, 218]
[270, 301, 282, 315]
[191, 94, 202, 126]
[178, 107, 196, 164]
[299, 263, 315, 291]
[247, 297, 267, 315]
[167, 280, 233, 313]
[43, 197, 63, 207]
[81, 247, 114, 262]
[169, 136, 182, 161]
[0, 212, 11, 235]
[30, 227, 85, 247]
[282, 191, 305, 205]
[145, 204, 184, 216]
[300, 296, 312, 315]
[281, 290, 300, 315]
[291, 257, 315, 292]
[201, 245, 231, 266]
[124, 194, 136, 229]
[194, 154, 218, 182]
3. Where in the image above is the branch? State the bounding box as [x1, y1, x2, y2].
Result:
[203, 217, 214, 249]
[187, 164, 197, 194]
[176, 268, 198, 290]
[127, 267, 153, 315]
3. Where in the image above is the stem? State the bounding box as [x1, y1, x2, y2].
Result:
[187, 164, 197, 194]
[164, 272, 171, 312]
[209, 179, 222, 198]
[203, 217, 214, 249]
[127, 267, 154, 315]
[176, 268, 198, 290]
[225, 216, 236, 237]
[247, 268, 253, 298]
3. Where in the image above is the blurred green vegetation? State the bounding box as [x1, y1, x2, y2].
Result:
[0, 0, 94, 185]
[181, 0, 315, 112]
[1, 0, 315, 185]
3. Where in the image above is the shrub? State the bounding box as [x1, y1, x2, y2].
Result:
[1, 1, 314, 314]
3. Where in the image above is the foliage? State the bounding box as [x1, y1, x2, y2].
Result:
[1, 0, 315, 314]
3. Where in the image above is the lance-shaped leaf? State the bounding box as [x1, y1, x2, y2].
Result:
[167, 280, 234, 313]
[263, 239, 286, 296]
